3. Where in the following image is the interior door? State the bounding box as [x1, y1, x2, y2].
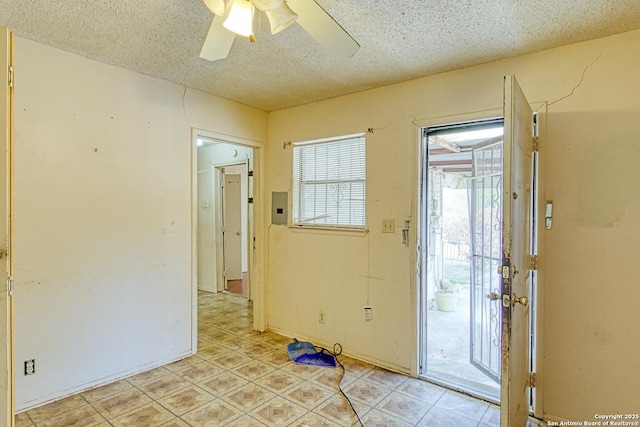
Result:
[223, 173, 242, 281]
[469, 139, 504, 384]
[500, 75, 534, 426]
[0, 26, 14, 427]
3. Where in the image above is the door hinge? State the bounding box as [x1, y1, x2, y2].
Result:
[532, 113, 539, 152]
[7, 276, 14, 296]
[248, 197, 254, 204]
[8, 66, 13, 88]
[529, 372, 536, 388]
[248, 170, 254, 177]
[530, 255, 538, 271]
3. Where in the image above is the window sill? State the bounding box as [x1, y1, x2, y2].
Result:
[288, 224, 369, 236]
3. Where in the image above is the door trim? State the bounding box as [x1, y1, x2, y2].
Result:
[416, 113, 505, 404]
[215, 162, 248, 294]
[530, 102, 547, 420]
[0, 26, 14, 427]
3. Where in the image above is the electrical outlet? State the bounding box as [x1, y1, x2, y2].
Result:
[24, 359, 35, 376]
[364, 306, 373, 321]
[382, 219, 395, 233]
[319, 311, 325, 324]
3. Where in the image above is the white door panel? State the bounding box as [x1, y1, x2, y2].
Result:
[501, 75, 534, 427]
[223, 173, 242, 281]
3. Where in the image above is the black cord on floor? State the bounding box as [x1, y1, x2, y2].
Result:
[325, 343, 364, 427]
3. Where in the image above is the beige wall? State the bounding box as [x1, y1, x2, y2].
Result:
[266, 29, 640, 421]
[13, 38, 267, 410]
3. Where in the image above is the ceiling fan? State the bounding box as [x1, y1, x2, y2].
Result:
[200, 0, 360, 61]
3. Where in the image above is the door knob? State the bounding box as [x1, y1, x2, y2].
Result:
[512, 294, 528, 307]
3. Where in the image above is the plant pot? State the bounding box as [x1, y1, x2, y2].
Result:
[442, 282, 461, 293]
[434, 292, 458, 312]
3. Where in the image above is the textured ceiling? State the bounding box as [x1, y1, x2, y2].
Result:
[1, 0, 640, 111]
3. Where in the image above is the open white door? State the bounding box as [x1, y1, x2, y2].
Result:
[223, 173, 242, 282]
[0, 26, 14, 427]
[500, 75, 535, 426]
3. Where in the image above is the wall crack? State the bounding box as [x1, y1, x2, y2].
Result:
[548, 51, 603, 108]
[182, 86, 194, 128]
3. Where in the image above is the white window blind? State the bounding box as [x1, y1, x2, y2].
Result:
[292, 134, 366, 228]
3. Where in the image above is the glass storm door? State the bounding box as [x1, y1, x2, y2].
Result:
[469, 138, 504, 383]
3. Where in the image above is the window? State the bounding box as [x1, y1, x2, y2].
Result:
[292, 134, 366, 228]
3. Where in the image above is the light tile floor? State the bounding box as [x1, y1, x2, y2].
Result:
[15, 291, 547, 426]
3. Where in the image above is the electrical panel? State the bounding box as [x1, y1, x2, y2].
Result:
[272, 192, 288, 225]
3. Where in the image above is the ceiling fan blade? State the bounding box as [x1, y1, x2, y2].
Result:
[200, 15, 236, 61]
[286, 0, 359, 59]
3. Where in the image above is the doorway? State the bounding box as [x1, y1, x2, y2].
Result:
[196, 138, 253, 297]
[194, 135, 257, 351]
[419, 119, 505, 401]
[219, 164, 249, 296]
[191, 129, 266, 354]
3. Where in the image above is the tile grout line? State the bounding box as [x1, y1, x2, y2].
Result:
[77, 390, 111, 426]
[413, 385, 448, 426]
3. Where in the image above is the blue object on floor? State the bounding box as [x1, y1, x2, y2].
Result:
[286, 338, 316, 361]
[294, 349, 337, 368]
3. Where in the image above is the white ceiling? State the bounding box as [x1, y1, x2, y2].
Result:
[1, 0, 640, 112]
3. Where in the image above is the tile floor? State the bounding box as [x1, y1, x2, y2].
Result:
[15, 291, 547, 426]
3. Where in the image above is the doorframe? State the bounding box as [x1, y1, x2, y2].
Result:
[531, 102, 547, 420]
[0, 26, 14, 427]
[413, 107, 503, 374]
[190, 128, 266, 354]
[214, 162, 249, 295]
[414, 109, 504, 403]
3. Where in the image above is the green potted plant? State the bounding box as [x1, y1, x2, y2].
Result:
[434, 279, 459, 312]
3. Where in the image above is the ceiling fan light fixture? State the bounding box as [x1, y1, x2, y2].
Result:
[202, 0, 227, 15]
[223, 0, 254, 37]
[266, 2, 298, 34]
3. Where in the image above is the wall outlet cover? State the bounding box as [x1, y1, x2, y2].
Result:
[24, 359, 35, 376]
[382, 219, 395, 233]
